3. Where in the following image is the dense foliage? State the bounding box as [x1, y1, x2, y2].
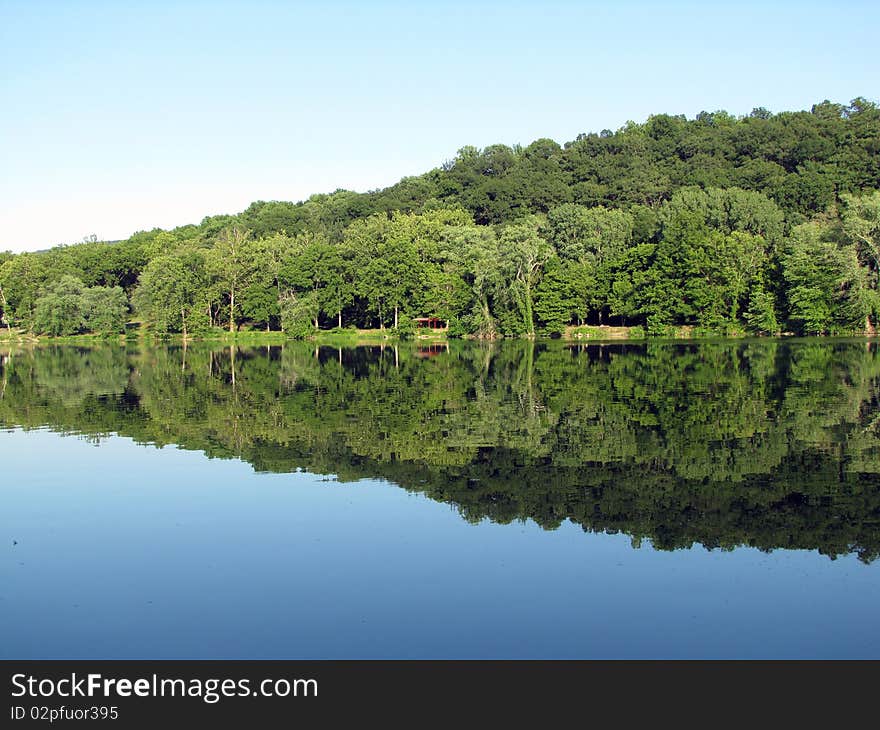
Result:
[2, 98, 879, 337]
[2, 340, 880, 561]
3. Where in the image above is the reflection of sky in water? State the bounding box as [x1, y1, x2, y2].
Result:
[2, 429, 879, 659]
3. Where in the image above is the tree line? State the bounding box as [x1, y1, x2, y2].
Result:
[1, 98, 879, 338]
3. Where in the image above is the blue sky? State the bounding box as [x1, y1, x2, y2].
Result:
[2, 0, 878, 252]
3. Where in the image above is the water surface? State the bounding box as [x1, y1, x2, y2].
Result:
[2, 340, 879, 657]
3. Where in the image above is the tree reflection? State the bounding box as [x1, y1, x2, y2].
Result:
[2, 339, 880, 562]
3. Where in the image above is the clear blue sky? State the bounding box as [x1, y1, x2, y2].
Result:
[2, 0, 877, 252]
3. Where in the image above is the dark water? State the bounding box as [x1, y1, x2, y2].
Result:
[2, 339, 879, 658]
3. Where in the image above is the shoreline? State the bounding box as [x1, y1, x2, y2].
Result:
[2, 324, 878, 348]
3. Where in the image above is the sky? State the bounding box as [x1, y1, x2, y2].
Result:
[1, 0, 878, 253]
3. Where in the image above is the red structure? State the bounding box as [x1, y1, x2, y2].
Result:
[414, 317, 444, 329]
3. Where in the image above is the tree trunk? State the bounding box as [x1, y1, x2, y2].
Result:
[0, 287, 8, 331]
[480, 297, 494, 338]
[229, 288, 235, 333]
[338, 311, 342, 328]
[394, 305, 399, 329]
[524, 284, 534, 336]
[181, 308, 187, 341]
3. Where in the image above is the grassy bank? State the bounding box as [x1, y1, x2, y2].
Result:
[565, 324, 771, 340]
[0, 329, 40, 345]
[185, 327, 450, 346]
[565, 325, 645, 340]
[7, 324, 870, 347]
[0, 326, 452, 347]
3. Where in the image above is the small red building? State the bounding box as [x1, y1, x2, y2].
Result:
[414, 317, 445, 329]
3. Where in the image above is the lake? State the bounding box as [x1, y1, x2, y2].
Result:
[2, 339, 879, 658]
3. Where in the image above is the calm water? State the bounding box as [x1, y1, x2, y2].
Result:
[2, 340, 879, 658]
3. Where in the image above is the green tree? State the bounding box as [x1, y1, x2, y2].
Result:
[278, 234, 354, 329]
[279, 289, 320, 337]
[133, 251, 208, 336]
[345, 214, 423, 329]
[842, 191, 880, 278]
[33, 275, 86, 336]
[0, 253, 48, 331]
[498, 216, 553, 335]
[547, 204, 634, 263]
[744, 281, 779, 334]
[207, 225, 261, 332]
[546, 204, 634, 324]
[781, 223, 851, 334]
[533, 257, 574, 335]
[240, 232, 296, 331]
[660, 187, 785, 247]
[449, 224, 500, 337]
[0, 276, 8, 330]
[606, 243, 656, 326]
[81, 286, 129, 335]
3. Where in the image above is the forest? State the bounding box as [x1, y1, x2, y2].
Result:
[2, 339, 879, 561]
[1, 98, 879, 338]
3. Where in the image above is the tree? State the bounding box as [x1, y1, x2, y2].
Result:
[534, 257, 575, 335]
[660, 187, 785, 247]
[563, 260, 596, 325]
[547, 204, 633, 263]
[685, 230, 768, 328]
[278, 234, 354, 330]
[33, 275, 86, 336]
[546, 204, 634, 323]
[133, 251, 208, 336]
[498, 216, 553, 335]
[0, 278, 8, 330]
[781, 223, 852, 334]
[450, 224, 500, 337]
[383, 213, 430, 328]
[278, 289, 319, 338]
[81, 286, 129, 335]
[393, 207, 473, 327]
[744, 281, 779, 334]
[345, 214, 422, 329]
[842, 191, 880, 278]
[0, 253, 48, 331]
[142, 230, 183, 260]
[606, 243, 655, 326]
[207, 225, 261, 332]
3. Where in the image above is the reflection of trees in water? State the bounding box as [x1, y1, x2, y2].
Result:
[2, 339, 880, 562]
[27, 346, 132, 407]
[0, 350, 10, 401]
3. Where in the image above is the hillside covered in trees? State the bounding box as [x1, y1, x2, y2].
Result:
[2, 97, 879, 338]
